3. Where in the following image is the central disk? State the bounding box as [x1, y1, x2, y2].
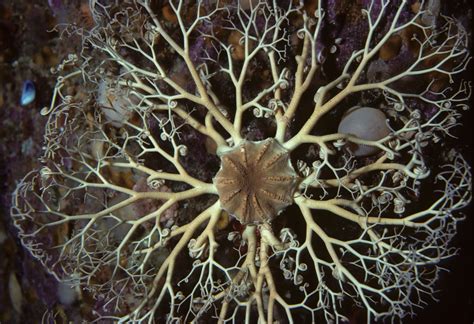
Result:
[213, 138, 299, 224]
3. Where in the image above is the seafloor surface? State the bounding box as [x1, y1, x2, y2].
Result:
[0, 1, 472, 323]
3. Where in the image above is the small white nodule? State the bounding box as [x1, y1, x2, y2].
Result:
[57, 282, 78, 306]
[338, 107, 390, 157]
